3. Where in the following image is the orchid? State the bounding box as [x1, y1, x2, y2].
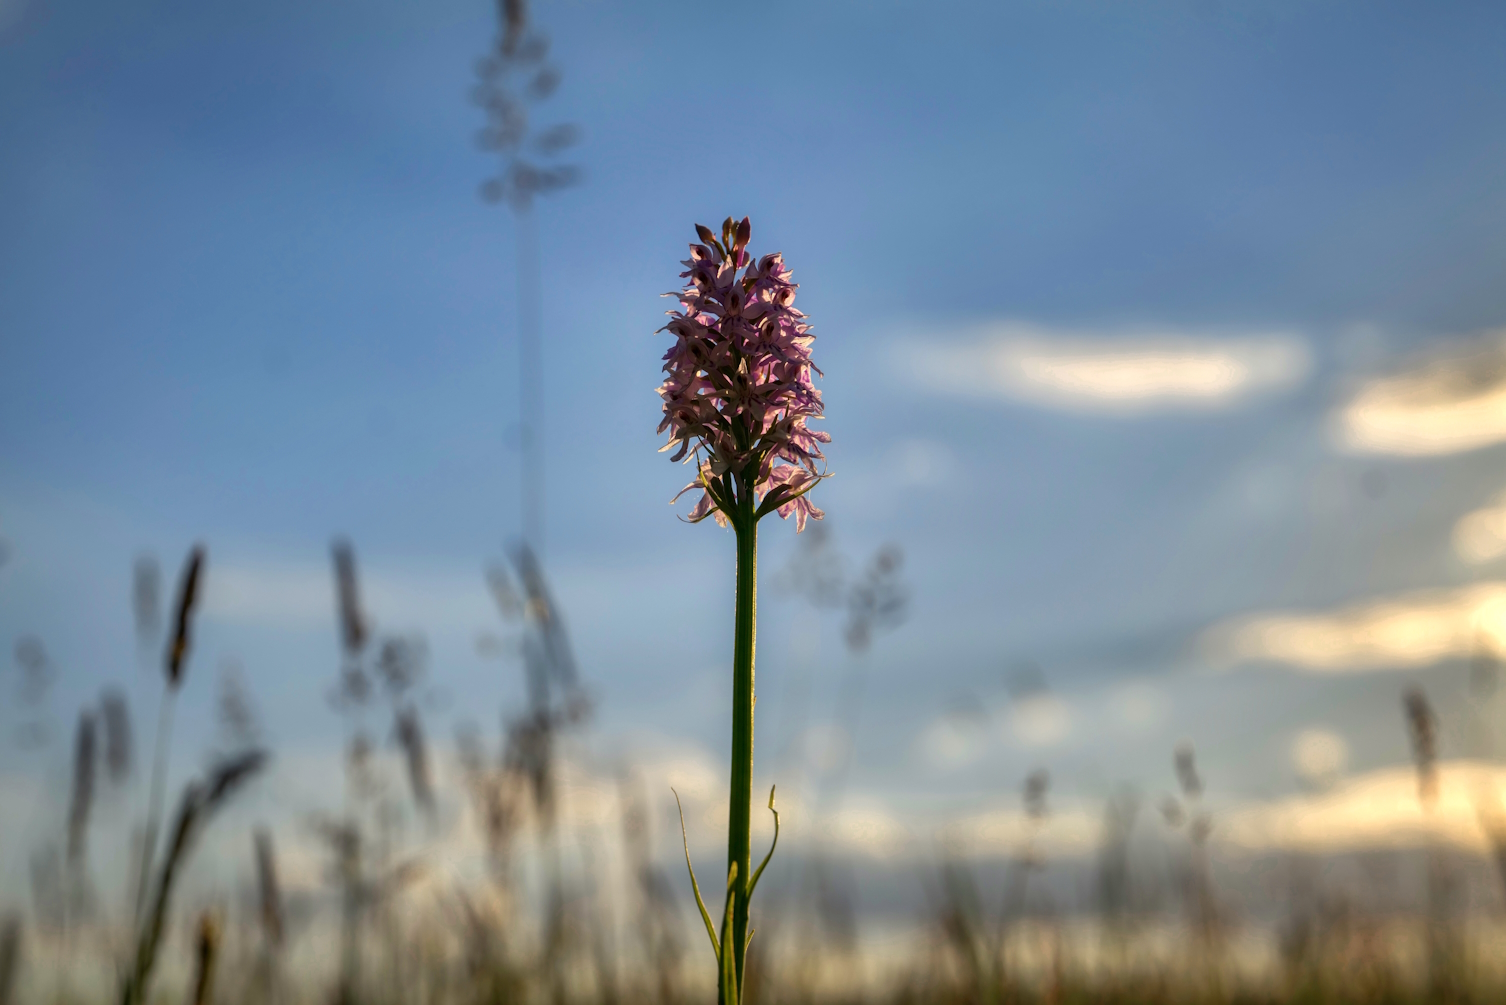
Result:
[656, 217, 825, 1005]
[658, 216, 828, 533]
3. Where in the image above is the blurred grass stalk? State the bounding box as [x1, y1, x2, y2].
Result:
[0, 915, 19, 1005]
[133, 545, 204, 922]
[187, 911, 221, 1005]
[1404, 686, 1464, 1003]
[120, 750, 266, 1005]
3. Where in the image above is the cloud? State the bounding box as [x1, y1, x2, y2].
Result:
[894, 324, 1310, 414]
[915, 708, 990, 769]
[913, 689, 1074, 771]
[821, 800, 914, 859]
[1290, 727, 1349, 786]
[200, 554, 703, 636]
[1221, 761, 1506, 853]
[1201, 582, 1506, 673]
[1335, 330, 1506, 456]
[941, 804, 1102, 858]
[1454, 490, 1506, 564]
[1004, 693, 1072, 748]
[203, 562, 339, 628]
[1109, 681, 1166, 732]
[800, 722, 854, 775]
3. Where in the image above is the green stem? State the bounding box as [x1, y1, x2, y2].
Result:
[724, 501, 757, 1004]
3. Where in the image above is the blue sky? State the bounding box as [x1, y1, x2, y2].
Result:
[5, 0, 1506, 890]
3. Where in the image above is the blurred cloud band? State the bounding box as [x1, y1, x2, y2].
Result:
[1456, 490, 1506, 564]
[894, 324, 1310, 414]
[1222, 761, 1506, 853]
[1203, 582, 1506, 672]
[1337, 329, 1506, 456]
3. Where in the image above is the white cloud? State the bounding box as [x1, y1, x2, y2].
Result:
[1290, 727, 1349, 786]
[820, 800, 913, 859]
[915, 709, 990, 769]
[1109, 681, 1166, 732]
[1005, 693, 1073, 748]
[200, 554, 706, 636]
[1221, 761, 1506, 853]
[203, 562, 338, 628]
[940, 803, 1102, 858]
[1201, 582, 1506, 673]
[1455, 490, 1506, 564]
[1335, 330, 1506, 456]
[649, 746, 723, 805]
[800, 722, 853, 775]
[895, 323, 1310, 414]
[201, 559, 496, 633]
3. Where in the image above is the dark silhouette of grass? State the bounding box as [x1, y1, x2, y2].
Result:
[121, 750, 267, 1005]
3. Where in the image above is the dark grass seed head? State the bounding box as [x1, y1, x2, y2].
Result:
[331, 539, 368, 661]
[394, 705, 435, 815]
[1404, 686, 1439, 807]
[1174, 742, 1203, 801]
[165, 545, 206, 690]
[66, 711, 96, 865]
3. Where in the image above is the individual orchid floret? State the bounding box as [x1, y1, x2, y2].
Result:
[656, 216, 829, 532]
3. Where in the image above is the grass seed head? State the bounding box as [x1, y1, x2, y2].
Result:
[1404, 686, 1439, 807]
[331, 539, 368, 660]
[66, 710, 96, 866]
[165, 545, 205, 690]
[1175, 742, 1203, 801]
[395, 704, 436, 815]
[189, 910, 222, 1005]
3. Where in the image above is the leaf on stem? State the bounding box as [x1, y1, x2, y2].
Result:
[722, 862, 740, 1005]
[746, 785, 780, 901]
[672, 789, 720, 962]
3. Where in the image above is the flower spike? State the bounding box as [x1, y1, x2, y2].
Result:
[655, 218, 816, 1005]
[655, 218, 828, 531]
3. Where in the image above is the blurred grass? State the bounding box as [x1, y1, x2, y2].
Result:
[4, 539, 1504, 1005]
